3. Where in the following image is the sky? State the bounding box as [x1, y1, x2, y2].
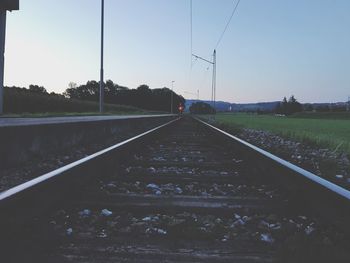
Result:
[4, 0, 350, 103]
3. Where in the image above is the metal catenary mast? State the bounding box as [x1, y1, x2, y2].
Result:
[192, 50, 216, 112]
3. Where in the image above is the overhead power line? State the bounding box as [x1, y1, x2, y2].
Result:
[190, 1, 240, 108]
[190, 0, 193, 58]
[190, 0, 193, 68]
[214, 0, 241, 49]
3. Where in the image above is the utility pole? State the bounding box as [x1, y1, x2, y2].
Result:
[99, 0, 104, 113]
[0, 1, 19, 115]
[192, 50, 216, 112]
[347, 96, 350, 112]
[170, 80, 175, 114]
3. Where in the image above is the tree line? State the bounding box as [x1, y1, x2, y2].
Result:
[64, 80, 185, 113]
[3, 85, 139, 113]
[4, 80, 185, 114]
[275, 95, 348, 115]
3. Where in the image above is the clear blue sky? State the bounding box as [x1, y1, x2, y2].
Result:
[4, 0, 350, 103]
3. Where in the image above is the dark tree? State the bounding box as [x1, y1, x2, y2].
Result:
[275, 95, 302, 115]
[189, 102, 215, 114]
[287, 95, 302, 114]
[63, 81, 99, 101]
[29, 84, 47, 94]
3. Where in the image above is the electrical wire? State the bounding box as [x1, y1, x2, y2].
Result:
[214, 0, 241, 49]
[188, 0, 194, 96]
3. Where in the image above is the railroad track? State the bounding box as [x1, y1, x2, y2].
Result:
[1, 116, 350, 262]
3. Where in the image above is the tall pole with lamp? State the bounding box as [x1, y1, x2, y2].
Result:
[99, 0, 104, 113]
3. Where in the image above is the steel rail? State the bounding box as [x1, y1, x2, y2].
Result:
[0, 117, 180, 202]
[195, 117, 350, 201]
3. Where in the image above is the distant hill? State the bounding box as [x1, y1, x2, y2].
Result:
[185, 100, 280, 112]
[185, 100, 349, 113]
[308, 102, 347, 108]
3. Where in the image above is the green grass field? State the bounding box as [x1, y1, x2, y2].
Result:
[291, 111, 350, 120]
[207, 113, 350, 155]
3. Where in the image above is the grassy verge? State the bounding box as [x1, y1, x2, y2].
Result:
[201, 113, 350, 155]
